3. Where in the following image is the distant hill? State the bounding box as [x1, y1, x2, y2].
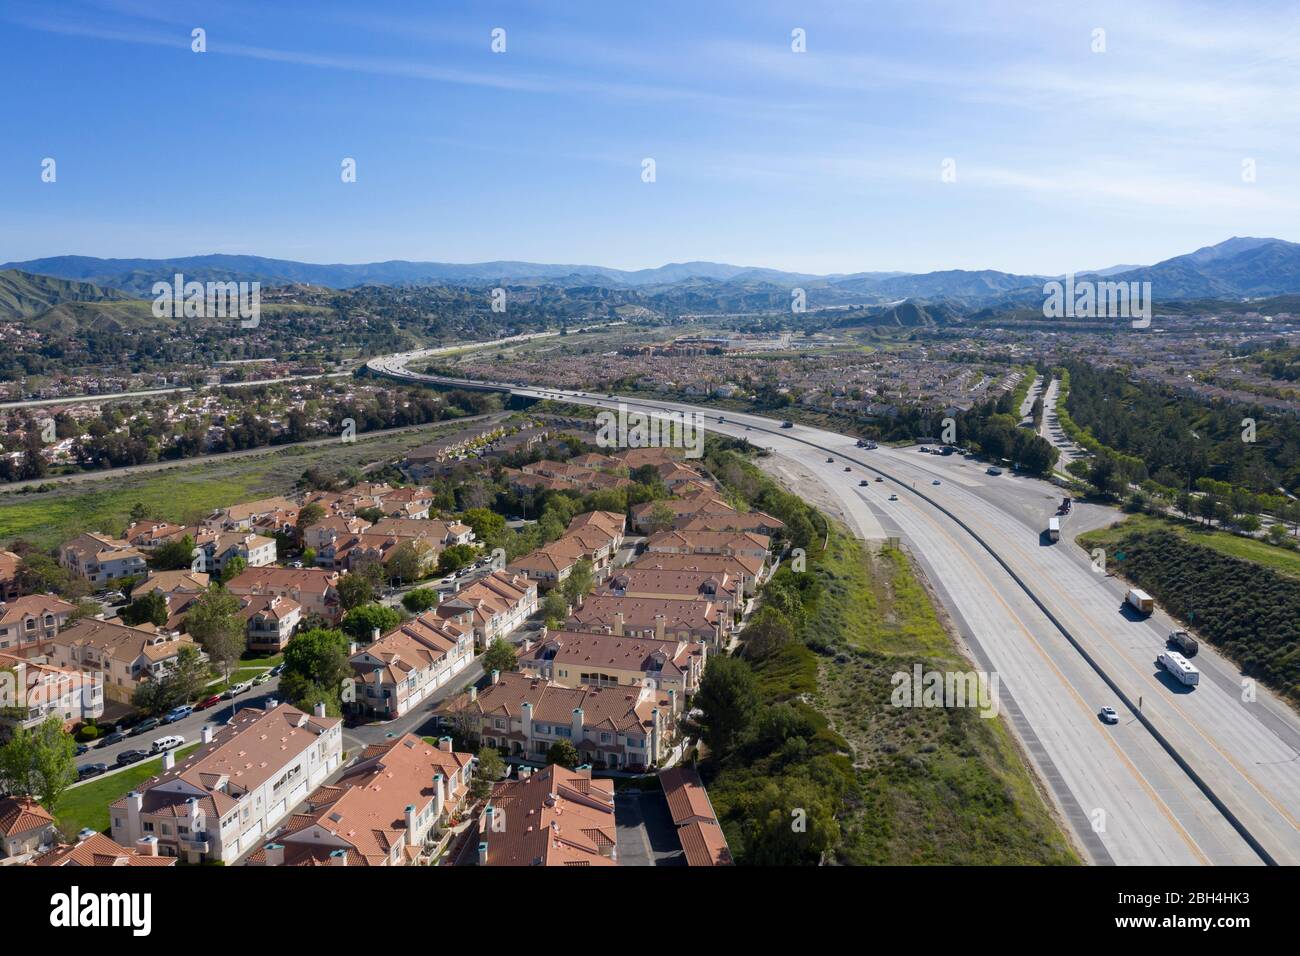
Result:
[0, 269, 130, 320]
[5, 237, 1300, 309]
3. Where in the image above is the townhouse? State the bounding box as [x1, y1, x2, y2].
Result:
[565, 594, 730, 648]
[598, 566, 741, 616]
[441, 670, 674, 771]
[110, 702, 342, 864]
[225, 566, 342, 623]
[0, 796, 57, 861]
[519, 628, 704, 703]
[0, 594, 77, 658]
[348, 611, 475, 719]
[130, 570, 210, 631]
[476, 764, 617, 866]
[566, 510, 626, 550]
[236, 594, 303, 653]
[205, 496, 300, 532]
[123, 521, 190, 549]
[659, 766, 734, 866]
[630, 491, 735, 532]
[58, 532, 148, 588]
[0, 550, 20, 602]
[28, 830, 177, 868]
[303, 515, 371, 566]
[370, 517, 475, 547]
[47, 618, 203, 705]
[436, 570, 537, 651]
[203, 531, 277, 574]
[643, 529, 771, 562]
[0, 652, 104, 731]
[675, 510, 785, 536]
[248, 734, 473, 867]
[631, 551, 767, 595]
[507, 546, 578, 589]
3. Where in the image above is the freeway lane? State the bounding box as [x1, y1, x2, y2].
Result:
[371, 359, 1300, 865]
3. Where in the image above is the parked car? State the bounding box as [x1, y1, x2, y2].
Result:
[103, 591, 126, 605]
[150, 735, 185, 754]
[162, 705, 193, 724]
[222, 681, 252, 700]
[101, 730, 127, 746]
[253, 672, 272, 685]
[116, 749, 150, 767]
[270, 663, 285, 677]
[129, 717, 160, 737]
[74, 743, 90, 756]
[195, 694, 222, 711]
[78, 763, 109, 780]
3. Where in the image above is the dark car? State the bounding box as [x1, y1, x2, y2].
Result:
[116, 749, 150, 767]
[270, 663, 285, 677]
[101, 730, 128, 746]
[129, 718, 160, 737]
[74, 743, 90, 756]
[78, 763, 109, 780]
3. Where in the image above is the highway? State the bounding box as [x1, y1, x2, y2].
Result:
[368, 351, 1300, 866]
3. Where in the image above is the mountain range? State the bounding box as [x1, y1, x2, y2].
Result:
[3, 236, 1299, 315]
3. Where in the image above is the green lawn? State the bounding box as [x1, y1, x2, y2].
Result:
[1078, 512, 1300, 579]
[57, 743, 201, 836]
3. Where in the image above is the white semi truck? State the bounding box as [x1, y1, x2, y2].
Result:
[1157, 650, 1200, 686]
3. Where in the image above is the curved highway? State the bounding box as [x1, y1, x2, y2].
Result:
[366, 351, 1300, 866]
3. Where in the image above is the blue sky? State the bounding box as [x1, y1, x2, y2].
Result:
[2, 0, 1298, 275]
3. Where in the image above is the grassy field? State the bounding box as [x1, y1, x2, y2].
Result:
[1078, 512, 1300, 579]
[809, 529, 1078, 864]
[0, 419, 494, 551]
[57, 743, 202, 836]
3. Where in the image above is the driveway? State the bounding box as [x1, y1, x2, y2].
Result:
[614, 791, 685, 866]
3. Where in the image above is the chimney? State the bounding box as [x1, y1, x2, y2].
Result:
[136, 835, 159, 857]
[201, 724, 214, 744]
[668, 688, 678, 714]
[477, 841, 489, 866]
[654, 613, 666, 641]
[613, 612, 624, 637]
[313, 701, 327, 718]
[329, 848, 348, 866]
[521, 701, 534, 745]
[571, 706, 584, 741]
[491, 669, 500, 685]
[437, 736, 453, 753]
[348, 641, 358, 655]
[163, 749, 175, 771]
[371, 627, 380, 642]
[263, 842, 285, 866]
[404, 803, 419, 840]
[187, 796, 205, 833]
[433, 773, 445, 817]
[264, 697, 278, 711]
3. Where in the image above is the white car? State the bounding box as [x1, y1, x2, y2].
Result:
[1098, 706, 1119, 724]
[223, 681, 252, 700]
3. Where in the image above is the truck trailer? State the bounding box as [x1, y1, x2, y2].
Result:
[1157, 650, 1200, 686]
[1125, 588, 1154, 615]
[1048, 516, 1060, 541]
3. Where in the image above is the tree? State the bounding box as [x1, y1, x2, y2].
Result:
[437, 544, 477, 574]
[281, 628, 351, 714]
[541, 589, 569, 628]
[694, 657, 760, 760]
[336, 573, 375, 611]
[0, 717, 77, 814]
[546, 738, 580, 769]
[120, 590, 169, 627]
[296, 502, 325, 531]
[744, 777, 840, 866]
[644, 501, 676, 534]
[561, 558, 594, 607]
[741, 607, 794, 661]
[185, 587, 246, 682]
[219, 555, 247, 584]
[402, 588, 439, 613]
[471, 745, 505, 801]
[387, 541, 422, 585]
[481, 638, 518, 675]
[149, 535, 195, 571]
[132, 674, 181, 716]
[342, 602, 401, 643]
[461, 507, 506, 544]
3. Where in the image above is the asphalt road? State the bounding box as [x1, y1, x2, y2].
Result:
[373, 355, 1300, 866]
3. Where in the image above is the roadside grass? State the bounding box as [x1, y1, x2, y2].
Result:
[1078, 512, 1300, 579]
[57, 743, 202, 836]
[809, 528, 1078, 864]
[239, 652, 284, 668]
